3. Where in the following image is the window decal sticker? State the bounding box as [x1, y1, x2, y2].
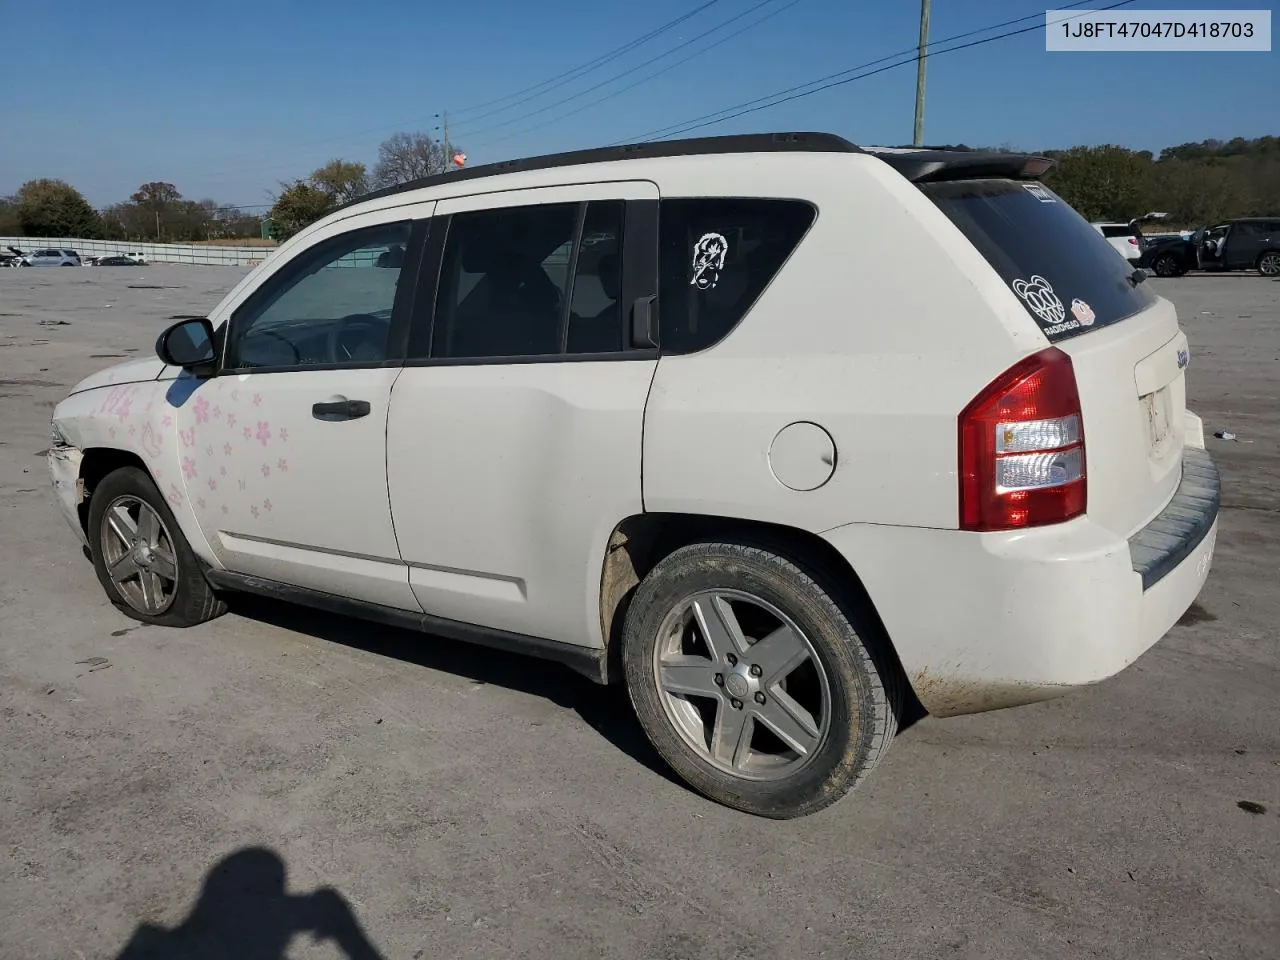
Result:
[1023, 183, 1056, 203]
[690, 232, 729, 290]
[1011, 275, 1066, 324]
[1070, 298, 1096, 326]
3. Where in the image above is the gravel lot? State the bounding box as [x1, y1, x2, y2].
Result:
[1, 265, 1277, 960]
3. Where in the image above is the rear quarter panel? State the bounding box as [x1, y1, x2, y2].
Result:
[642, 152, 1047, 533]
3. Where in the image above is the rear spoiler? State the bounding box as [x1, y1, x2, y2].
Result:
[864, 147, 1054, 183]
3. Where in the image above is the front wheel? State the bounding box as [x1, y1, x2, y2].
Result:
[622, 541, 901, 818]
[1258, 251, 1280, 277]
[87, 466, 226, 627]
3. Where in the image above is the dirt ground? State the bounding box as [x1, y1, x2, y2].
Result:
[1, 265, 1277, 960]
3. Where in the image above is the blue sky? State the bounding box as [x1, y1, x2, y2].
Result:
[1, 0, 1274, 209]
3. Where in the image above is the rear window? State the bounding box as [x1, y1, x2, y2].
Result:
[1099, 224, 1137, 239]
[923, 179, 1156, 341]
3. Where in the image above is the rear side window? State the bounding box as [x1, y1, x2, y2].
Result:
[658, 198, 815, 355]
[923, 179, 1156, 341]
[1099, 225, 1131, 238]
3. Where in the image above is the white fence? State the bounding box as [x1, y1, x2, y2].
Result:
[0, 237, 276, 267]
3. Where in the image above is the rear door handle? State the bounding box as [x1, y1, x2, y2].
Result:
[312, 399, 371, 420]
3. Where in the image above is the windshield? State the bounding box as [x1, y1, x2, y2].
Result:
[922, 179, 1156, 342]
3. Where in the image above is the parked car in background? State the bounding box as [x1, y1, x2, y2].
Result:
[1142, 217, 1280, 277]
[46, 133, 1218, 819]
[20, 248, 82, 267]
[1092, 221, 1145, 265]
[93, 255, 144, 267]
[0, 245, 24, 267]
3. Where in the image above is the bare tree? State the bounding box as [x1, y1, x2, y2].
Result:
[372, 132, 453, 188]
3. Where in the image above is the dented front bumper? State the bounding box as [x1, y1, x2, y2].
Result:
[48, 444, 87, 546]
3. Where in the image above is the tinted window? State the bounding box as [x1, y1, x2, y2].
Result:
[657, 198, 815, 355]
[429, 200, 627, 360]
[1099, 225, 1132, 238]
[225, 221, 410, 369]
[923, 179, 1156, 341]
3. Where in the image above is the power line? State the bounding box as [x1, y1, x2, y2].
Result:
[171, 0, 724, 181]
[449, 0, 725, 121]
[469, 0, 806, 150]
[613, 0, 1125, 145]
[451, 0, 794, 143]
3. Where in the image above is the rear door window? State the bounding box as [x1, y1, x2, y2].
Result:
[923, 179, 1156, 341]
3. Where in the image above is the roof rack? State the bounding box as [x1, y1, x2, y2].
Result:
[337, 132, 862, 211]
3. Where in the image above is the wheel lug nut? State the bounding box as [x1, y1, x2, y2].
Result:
[749, 664, 762, 678]
[754, 691, 766, 704]
[730, 698, 743, 710]
[726, 653, 737, 666]
[714, 673, 724, 687]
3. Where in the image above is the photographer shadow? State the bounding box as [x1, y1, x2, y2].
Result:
[114, 847, 385, 960]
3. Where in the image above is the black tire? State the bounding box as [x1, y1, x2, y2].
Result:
[87, 466, 226, 627]
[1258, 251, 1280, 278]
[1151, 253, 1183, 278]
[622, 541, 901, 819]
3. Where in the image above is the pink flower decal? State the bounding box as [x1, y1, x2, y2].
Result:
[253, 393, 262, 407]
[238, 479, 247, 491]
[212, 405, 222, 420]
[140, 423, 162, 458]
[227, 413, 237, 428]
[231, 389, 240, 401]
[205, 445, 214, 457]
[250, 505, 259, 519]
[277, 458, 288, 472]
[220, 466, 227, 477]
[193, 395, 210, 424]
[162, 414, 173, 427]
[182, 457, 197, 479]
[108, 426, 116, 439]
[115, 402, 131, 424]
[263, 499, 273, 512]
[278, 427, 289, 443]
[223, 442, 233, 455]
[242, 426, 252, 440]
[128, 424, 136, 436]
[197, 497, 206, 510]
[256, 421, 271, 446]
[168, 485, 182, 506]
[260, 463, 270, 478]
[180, 428, 196, 448]
[207, 477, 217, 491]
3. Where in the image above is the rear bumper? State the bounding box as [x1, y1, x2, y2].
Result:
[822, 447, 1219, 717]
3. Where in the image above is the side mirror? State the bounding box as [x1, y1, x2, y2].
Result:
[156, 317, 216, 372]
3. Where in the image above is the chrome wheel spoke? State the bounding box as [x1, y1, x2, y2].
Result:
[755, 688, 820, 757]
[106, 504, 137, 549]
[749, 624, 809, 683]
[691, 594, 748, 661]
[136, 506, 160, 547]
[660, 656, 721, 698]
[710, 702, 753, 768]
[149, 548, 177, 583]
[108, 551, 140, 584]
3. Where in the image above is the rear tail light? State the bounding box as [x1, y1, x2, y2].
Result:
[1127, 237, 1141, 247]
[959, 347, 1086, 531]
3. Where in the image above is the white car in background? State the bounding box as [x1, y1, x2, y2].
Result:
[1092, 221, 1145, 265]
[46, 134, 1219, 819]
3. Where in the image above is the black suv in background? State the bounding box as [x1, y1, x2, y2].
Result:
[1142, 218, 1280, 277]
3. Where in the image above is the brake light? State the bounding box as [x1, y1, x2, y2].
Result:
[1127, 237, 1140, 247]
[959, 348, 1086, 531]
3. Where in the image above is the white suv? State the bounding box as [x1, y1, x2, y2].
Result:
[21, 248, 81, 266]
[48, 133, 1219, 818]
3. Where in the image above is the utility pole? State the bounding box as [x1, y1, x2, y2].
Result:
[440, 111, 452, 173]
[913, 0, 931, 147]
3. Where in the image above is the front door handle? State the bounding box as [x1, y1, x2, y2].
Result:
[312, 399, 371, 420]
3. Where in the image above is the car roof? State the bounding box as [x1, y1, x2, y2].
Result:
[333, 132, 1054, 214]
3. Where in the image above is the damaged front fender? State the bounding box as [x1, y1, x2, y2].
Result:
[48, 443, 87, 546]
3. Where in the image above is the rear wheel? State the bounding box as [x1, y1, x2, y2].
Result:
[87, 466, 226, 627]
[622, 541, 901, 818]
[1258, 251, 1280, 277]
[1151, 253, 1183, 278]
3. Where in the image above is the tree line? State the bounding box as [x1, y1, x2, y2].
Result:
[0, 130, 461, 243]
[2, 133, 1274, 244]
